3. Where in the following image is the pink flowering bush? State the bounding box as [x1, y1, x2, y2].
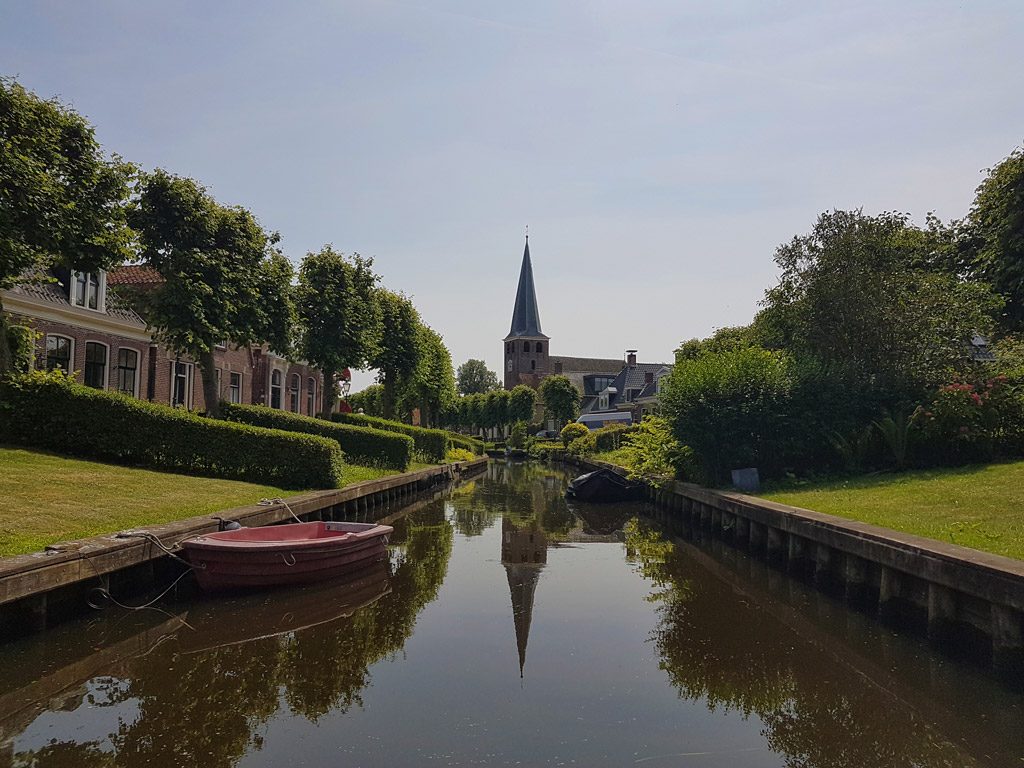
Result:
[913, 376, 1023, 463]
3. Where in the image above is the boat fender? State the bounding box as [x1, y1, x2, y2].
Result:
[213, 517, 242, 532]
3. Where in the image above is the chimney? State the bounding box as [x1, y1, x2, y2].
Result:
[626, 350, 637, 367]
[645, 371, 654, 384]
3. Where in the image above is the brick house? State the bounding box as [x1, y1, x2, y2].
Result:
[3, 267, 332, 415]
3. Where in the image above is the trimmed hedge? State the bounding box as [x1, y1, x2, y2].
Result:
[226, 402, 413, 470]
[330, 412, 448, 462]
[448, 433, 485, 455]
[0, 373, 343, 489]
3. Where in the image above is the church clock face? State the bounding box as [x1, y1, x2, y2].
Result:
[507, 359, 513, 372]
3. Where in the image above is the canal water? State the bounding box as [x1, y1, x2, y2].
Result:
[0, 462, 1021, 767]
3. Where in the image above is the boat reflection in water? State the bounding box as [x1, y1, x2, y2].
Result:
[174, 561, 392, 654]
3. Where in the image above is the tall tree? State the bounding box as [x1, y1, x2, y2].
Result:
[538, 375, 580, 429]
[755, 209, 1001, 392]
[0, 78, 134, 371]
[295, 246, 381, 414]
[130, 170, 293, 418]
[371, 289, 421, 419]
[456, 359, 499, 395]
[968, 146, 1024, 329]
[508, 384, 537, 425]
[401, 323, 456, 426]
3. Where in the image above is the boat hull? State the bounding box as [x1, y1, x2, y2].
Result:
[565, 468, 644, 503]
[182, 521, 393, 591]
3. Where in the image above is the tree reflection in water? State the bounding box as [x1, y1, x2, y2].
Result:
[623, 518, 981, 768]
[13, 507, 454, 768]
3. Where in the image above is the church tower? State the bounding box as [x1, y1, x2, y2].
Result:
[504, 236, 549, 389]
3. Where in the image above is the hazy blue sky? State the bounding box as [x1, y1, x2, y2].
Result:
[4, 1, 1023, 389]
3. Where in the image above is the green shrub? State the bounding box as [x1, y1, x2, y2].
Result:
[448, 432, 485, 455]
[568, 431, 597, 456]
[508, 420, 528, 449]
[616, 417, 690, 479]
[330, 411, 447, 462]
[560, 422, 589, 448]
[445, 447, 476, 463]
[6, 324, 36, 374]
[224, 402, 413, 470]
[593, 423, 634, 452]
[0, 371, 343, 489]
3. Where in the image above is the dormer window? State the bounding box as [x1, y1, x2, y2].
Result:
[599, 394, 609, 410]
[71, 271, 105, 311]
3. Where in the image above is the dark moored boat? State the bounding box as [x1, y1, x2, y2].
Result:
[565, 468, 644, 503]
[182, 521, 392, 591]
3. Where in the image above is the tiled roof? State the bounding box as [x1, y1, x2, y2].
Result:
[107, 265, 164, 285]
[7, 275, 146, 325]
[549, 355, 624, 374]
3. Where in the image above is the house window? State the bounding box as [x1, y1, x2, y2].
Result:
[306, 377, 316, 416]
[45, 335, 72, 372]
[270, 369, 282, 409]
[115, 348, 138, 396]
[625, 388, 640, 402]
[599, 394, 609, 410]
[72, 271, 104, 311]
[289, 374, 300, 412]
[229, 372, 242, 403]
[171, 361, 194, 408]
[536, 342, 543, 353]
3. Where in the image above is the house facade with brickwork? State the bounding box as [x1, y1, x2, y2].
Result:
[3, 266, 332, 415]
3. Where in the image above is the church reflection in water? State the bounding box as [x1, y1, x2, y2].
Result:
[501, 516, 547, 678]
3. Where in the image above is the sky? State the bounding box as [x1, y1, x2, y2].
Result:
[3, 1, 1024, 390]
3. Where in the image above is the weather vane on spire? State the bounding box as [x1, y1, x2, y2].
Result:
[525, 224, 529, 240]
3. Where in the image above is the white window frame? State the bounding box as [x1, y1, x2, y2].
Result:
[115, 347, 140, 398]
[229, 371, 243, 404]
[45, 334, 74, 373]
[171, 361, 195, 409]
[289, 373, 301, 413]
[83, 340, 110, 390]
[306, 377, 316, 416]
[270, 368, 284, 409]
[71, 270, 107, 312]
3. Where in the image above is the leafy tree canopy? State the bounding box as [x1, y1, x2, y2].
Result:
[400, 323, 456, 427]
[508, 384, 537, 424]
[754, 208, 1001, 392]
[295, 246, 381, 413]
[129, 169, 293, 417]
[456, 358, 499, 395]
[0, 78, 134, 370]
[538, 374, 580, 428]
[968, 146, 1024, 328]
[371, 289, 421, 419]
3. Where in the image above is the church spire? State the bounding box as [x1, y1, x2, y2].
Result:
[508, 236, 545, 338]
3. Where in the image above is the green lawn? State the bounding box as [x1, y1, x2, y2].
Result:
[761, 461, 1024, 560]
[0, 446, 423, 557]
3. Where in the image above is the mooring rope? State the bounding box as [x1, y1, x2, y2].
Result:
[259, 497, 304, 523]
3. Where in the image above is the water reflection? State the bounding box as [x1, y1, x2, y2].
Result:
[1, 461, 1020, 768]
[5, 508, 454, 768]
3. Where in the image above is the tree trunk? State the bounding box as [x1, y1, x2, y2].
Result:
[382, 374, 396, 420]
[321, 368, 335, 416]
[199, 350, 220, 418]
[0, 299, 11, 375]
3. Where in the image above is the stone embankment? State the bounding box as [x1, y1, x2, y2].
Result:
[0, 457, 488, 637]
[562, 454, 1024, 676]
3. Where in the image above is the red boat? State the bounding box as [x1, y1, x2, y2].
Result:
[182, 521, 393, 591]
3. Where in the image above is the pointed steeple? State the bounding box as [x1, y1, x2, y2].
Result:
[507, 236, 547, 339]
[501, 517, 547, 678]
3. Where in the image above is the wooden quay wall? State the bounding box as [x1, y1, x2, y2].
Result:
[0, 457, 488, 637]
[561, 455, 1024, 677]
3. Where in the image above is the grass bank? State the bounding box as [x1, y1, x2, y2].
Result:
[761, 461, 1024, 561]
[0, 445, 427, 557]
